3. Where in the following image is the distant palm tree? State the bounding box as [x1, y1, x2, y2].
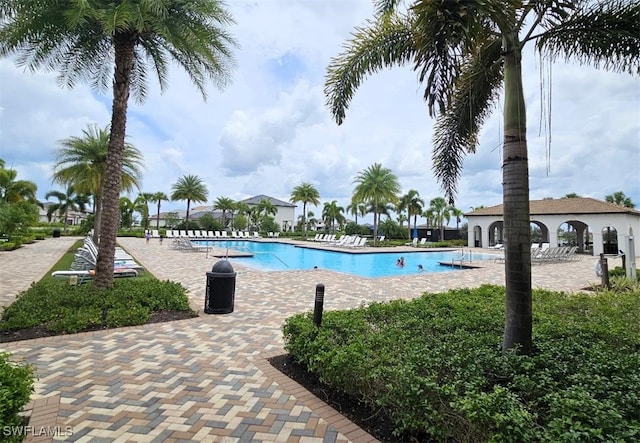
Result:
[171, 175, 208, 226]
[398, 189, 424, 240]
[0, 161, 38, 204]
[605, 191, 635, 208]
[290, 183, 321, 240]
[213, 196, 236, 229]
[325, 0, 639, 354]
[1, 0, 237, 288]
[352, 163, 400, 246]
[232, 202, 250, 230]
[450, 206, 464, 230]
[119, 197, 136, 230]
[347, 198, 367, 225]
[52, 124, 143, 243]
[563, 193, 581, 199]
[45, 185, 89, 233]
[150, 192, 169, 230]
[427, 197, 452, 242]
[322, 200, 346, 233]
[135, 192, 155, 231]
[256, 198, 277, 218]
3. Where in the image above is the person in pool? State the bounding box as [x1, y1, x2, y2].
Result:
[418, 264, 424, 272]
[396, 257, 405, 267]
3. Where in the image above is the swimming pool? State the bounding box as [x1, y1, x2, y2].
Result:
[194, 240, 497, 278]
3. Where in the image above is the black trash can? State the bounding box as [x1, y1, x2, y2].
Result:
[52, 228, 61, 238]
[204, 260, 236, 314]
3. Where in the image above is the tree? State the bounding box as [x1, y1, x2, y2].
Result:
[135, 192, 154, 231]
[427, 197, 452, 242]
[398, 189, 424, 239]
[0, 163, 37, 205]
[290, 183, 321, 240]
[605, 191, 635, 208]
[213, 197, 236, 229]
[347, 199, 367, 224]
[150, 192, 169, 230]
[322, 200, 346, 233]
[119, 197, 136, 230]
[45, 186, 89, 233]
[450, 206, 464, 230]
[51, 124, 143, 243]
[0, 160, 39, 238]
[325, 0, 639, 354]
[1, 1, 237, 288]
[256, 198, 277, 219]
[171, 175, 208, 227]
[352, 163, 400, 245]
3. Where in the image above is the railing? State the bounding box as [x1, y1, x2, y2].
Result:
[452, 248, 473, 267]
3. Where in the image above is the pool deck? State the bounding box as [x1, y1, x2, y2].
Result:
[0, 236, 622, 442]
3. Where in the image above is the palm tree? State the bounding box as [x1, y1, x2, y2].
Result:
[325, 1, 639, 354]
[1, 1, 237, 288]
[347, 198, 367, 225]
[119, 196, 136, 230]
[170, 175, 209, 227]
[398, 189, 424, 240]
[352, 163, 400, 246]
[150, 192, 169, 230]
[0, 161, 38, 205]
[322, 200, 346, 233]
[427, 197, 452, 242]
[232, 202, 250, 231]
[256, 198, 277, 219]
[135, 192, 154, 231]
[45, 186, 89, 233]
[51, 124, 143, 243]
[290, 183, 321, 240]
[213, 197, 236, 229]
[605, 191, 635, 208]
[450, 206, 464, 230]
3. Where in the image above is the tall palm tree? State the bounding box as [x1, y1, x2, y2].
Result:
[213, 196, 236, 229]
[290, 183, 321, 240]
[1, 1, 237, 288]
[170, 175, 208, 227]
[45, 186, 89, 233]
[150, 192, 169, 230]
[322, 200, 346, 234]
[256, 198, 277, 218]
[450, 206, 464, 230]
[325, 0, 639, 354]
[353, 163, 400, 246]
[51, 124, 143, 243]
[605, 191, 635, 208]
[398, 189, 424, 240]
[232, 202, 250, 231]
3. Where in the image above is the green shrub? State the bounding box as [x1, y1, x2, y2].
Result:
[0, 242, 19, 251]
[0, 353, 35, 442]
[283, 285, 640, 442]
[0, 279, 195, 336]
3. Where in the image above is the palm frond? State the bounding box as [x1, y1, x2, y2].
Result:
[432, 37, 504, 203]
[535, 0, 640, 75]
[325, 14, 416, 125]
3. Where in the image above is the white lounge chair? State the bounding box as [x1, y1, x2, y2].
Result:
[214, 231, 222, 238]
[405, 237, 418, 247]
[221, 231, 228, 238]
[244, 231, 251, 238]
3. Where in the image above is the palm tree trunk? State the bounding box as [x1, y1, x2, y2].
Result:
[373, 210, 378, 246]
[501, 40, 532, 355]
[302, 202, 307, 239]
[92, 192, 102, 244]
[186, 199, 191, 226]
[94, 33, 136, 289]
[156, 201, 161, 230]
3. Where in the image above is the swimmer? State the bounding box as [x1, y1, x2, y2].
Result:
[418, 264, 424, 272]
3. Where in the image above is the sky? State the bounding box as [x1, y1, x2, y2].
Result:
[1, 0, 639, 226]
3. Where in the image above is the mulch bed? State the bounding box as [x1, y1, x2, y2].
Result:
[269, 353, 425, 443]
[0, 310, 197, 343]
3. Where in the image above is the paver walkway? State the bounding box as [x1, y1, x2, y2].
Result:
[0, 237, 618, 442]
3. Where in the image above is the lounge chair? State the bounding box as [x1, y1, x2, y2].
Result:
[419, 238, 427, 246]
[268, 232, 274, 238]
[165, 230, 174, 239]
[179, 230, 187, 237]
[231, 231, 238, 238]
[253, 232, 261, 238]
[378, 235, 385, 243]
[214, 231, 222, 238]
[405, 237, 418, 247]
[221, 231, 228, 238]
[244, 231, 251, 238]
[151, 229, 160, 238]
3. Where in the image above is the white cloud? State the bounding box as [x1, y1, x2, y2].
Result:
[1, 0, 638, 223]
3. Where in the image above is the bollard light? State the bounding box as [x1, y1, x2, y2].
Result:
[313, 283, 325, 327]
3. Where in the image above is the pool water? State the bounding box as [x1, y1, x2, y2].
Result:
[194, 240, 496, 278]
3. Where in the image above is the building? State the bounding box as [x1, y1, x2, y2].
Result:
[38, 203, 91, 226]
[465, 197, 640, 257]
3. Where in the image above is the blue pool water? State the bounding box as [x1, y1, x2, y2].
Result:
[194, 240, 497, 278]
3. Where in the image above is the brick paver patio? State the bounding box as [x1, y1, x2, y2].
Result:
[1, 237, 615, 442]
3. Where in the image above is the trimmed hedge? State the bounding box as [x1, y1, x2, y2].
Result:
[283, 285, 640, 442]
[0, 353, 34, 443]
[1, 279, 195, 335]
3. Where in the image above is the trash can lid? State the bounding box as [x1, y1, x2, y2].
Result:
[211, 260, 234, 273]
